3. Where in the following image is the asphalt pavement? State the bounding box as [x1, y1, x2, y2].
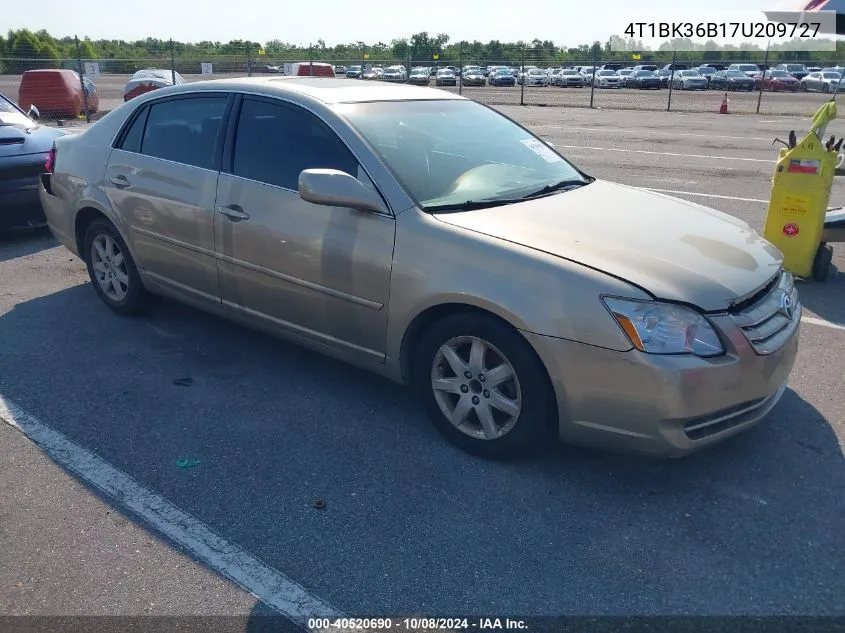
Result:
[1, 105, 844, 628]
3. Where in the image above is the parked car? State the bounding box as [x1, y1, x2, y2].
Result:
[661, 63, 688, 72]
[599, 63, 626, 71]
[0, 92, 68, 230]
[408, 67, 431, 85]
[695, 65, 718, 85]
[625, 70, 661, 89]
[800, 70, 842, 92]
[522, 68, 550, 87]
[631, 64, 658, 72]
[616, 68, 635, 81]
[18, 69, 100, 119]
[382, 66, 407, 82]
[728, 63, 761, 77]
[709, 70, 756, 91]
[774, 63, 809, 80]
[259, 65, 281, 73]
[346, 65, 363, 78]
[39, 78, 801, 459]
[333, 65, 346, 75]
[593, 70, 622, 88]
[655, 69, 674, 88]
[671, 70, 708, 90]
[488, 68, 516, 87]
[435, 68, 457, 86]
[123, 69, 185, 102]
[553, 69, 585, 87]
[462, 68, 486, 86]
[754, 69, 800, 91]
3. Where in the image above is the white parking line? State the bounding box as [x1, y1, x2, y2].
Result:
[569, 127, 773, 142]
[642, 188, 769, 203]
[801, 315, 845, 331]
[0, 395, 342, 627]
[556, 144, 773, 162]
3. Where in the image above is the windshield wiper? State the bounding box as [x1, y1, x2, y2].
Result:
[424, 198, 525, 213]
[522, 178, 592, 199]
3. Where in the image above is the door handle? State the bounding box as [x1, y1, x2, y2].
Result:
[110, 174, 131, 187]
[216, 204, 250, 221]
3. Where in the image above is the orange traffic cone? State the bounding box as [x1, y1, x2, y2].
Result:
[719, 92, 729, 114]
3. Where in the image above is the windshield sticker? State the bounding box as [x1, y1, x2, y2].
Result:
[521, 138, 563, 163]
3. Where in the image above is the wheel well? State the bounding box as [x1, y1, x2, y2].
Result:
[399, 302, 560, 432]
[74, 207, 107, 261]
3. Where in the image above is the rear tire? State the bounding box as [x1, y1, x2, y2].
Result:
[412, 313, 556, 459]
[83, 217, 149, 315]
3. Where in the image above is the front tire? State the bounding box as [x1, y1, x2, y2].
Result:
[84, 217, 149, 315]
[413, 313, 556, 459]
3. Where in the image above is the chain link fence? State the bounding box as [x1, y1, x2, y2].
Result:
[1, 38, 843, 121]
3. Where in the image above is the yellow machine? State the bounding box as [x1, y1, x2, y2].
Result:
[763, 101, 838, 281]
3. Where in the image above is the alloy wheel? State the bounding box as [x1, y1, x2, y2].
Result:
[430, 336, 522, 441]
[91, 233, 129, 302]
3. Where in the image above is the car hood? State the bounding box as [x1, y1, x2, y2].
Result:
[432, 180, 783, 311]
[0, 123, 66, 158]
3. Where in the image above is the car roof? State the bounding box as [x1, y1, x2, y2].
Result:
[161, 76, 466, 104]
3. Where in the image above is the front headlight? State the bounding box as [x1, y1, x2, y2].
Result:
[602, 297, 725, 357]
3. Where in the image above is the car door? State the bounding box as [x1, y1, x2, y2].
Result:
[214, 95, 396, 363]
[105, 93, 232, 310]
[805, 73, 820, 90]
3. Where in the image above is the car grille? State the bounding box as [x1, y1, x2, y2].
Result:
[730, 270, 800, 355]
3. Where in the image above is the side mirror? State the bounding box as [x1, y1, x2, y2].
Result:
[28, 104, 40, 120]
[298, 169, 388, 214]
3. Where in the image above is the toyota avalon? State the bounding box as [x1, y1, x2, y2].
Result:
[38, 77, 800, 459]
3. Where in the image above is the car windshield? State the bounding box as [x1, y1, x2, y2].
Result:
[698, 67, 715, 74]
[336, 99, 588, 210]
[682, 71, 700, 76]
[438, 70, 453, 75]
[496, 69, 510, 75]
[786, 65, 804, 71]
[738, 65, 758, 71]
[562, 70, 578, 74]
[0, 92, 33, 128]
[598, 70, 616, 76]
[769, 70, 789, 77]
[727, 70, 747, 77]
[529, 69, 545, 75]
[636, 71, 654, 76]
[824, 72, 841, 79]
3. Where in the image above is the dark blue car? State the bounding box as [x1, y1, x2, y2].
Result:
[0, 92, 68, 231]
[489, 69, 516, 86]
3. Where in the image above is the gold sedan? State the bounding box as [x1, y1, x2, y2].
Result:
[39, 77, 800, 459]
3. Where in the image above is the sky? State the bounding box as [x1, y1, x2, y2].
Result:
[4, 0, 810, 46]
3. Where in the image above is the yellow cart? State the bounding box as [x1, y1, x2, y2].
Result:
[763, 101, 840, 281]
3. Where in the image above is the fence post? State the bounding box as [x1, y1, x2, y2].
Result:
[170, 39, 176, 85]
[74, 35, 90, 123]
[520, 45, 525, 105]
[309, 44, 314, 76]
[360, 49, 365, 80]
[459, 42, 463, 95]
[589, 44, 597, 108]
[247, 45, 253, 77]
[666, 49, 677, 112]
[756, 42, 770, 114]
[407, 54, 411, 83]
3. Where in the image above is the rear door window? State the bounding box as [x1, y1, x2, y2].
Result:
[139, 96, 228, 170]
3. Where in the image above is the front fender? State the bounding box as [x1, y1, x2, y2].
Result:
[386, 209, 649, 361]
